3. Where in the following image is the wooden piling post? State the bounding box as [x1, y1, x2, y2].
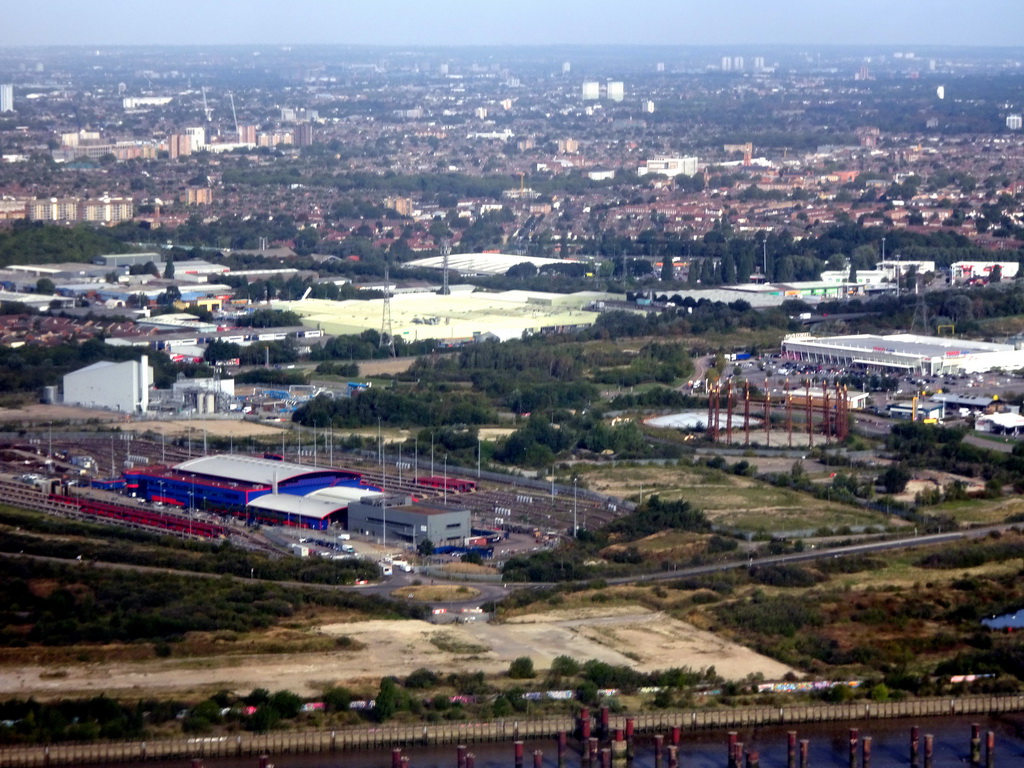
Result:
[986, 730, 995, 768]
[848, 727, 858, 768]
[534, 749, 543, 768]
[862, 736, 871, 768]
[924, 734, 934, 768]
[787, 731, 797, 768]
[911, 725, 920, 767]
[799, 739, 809, 768]
[557, 731, 567, 767]
[971, 724, 981, 767]
[393, 747, 403, 768]
[746, 751, 760, 768]
[654, 734, 664, 766]
[666, 744, 678, 768]
[728, 732, 738, 768]
[514, 741, 524, 768]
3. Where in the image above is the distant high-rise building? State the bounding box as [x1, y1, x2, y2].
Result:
[753, 56, 765, 71]
[642, 100, 655, 114]
[733, 56, 744, 71]
[0, 84, 13, 113]
[294, 123, 314, 146]
[1008, 114, 1023, 131]
[606, 81, 624, 102]
[562, 61, 571, 74]
[184, 126, 206, 151]
[181, 188, 213, 205]
[238, 124, 257, 144]
[473, 107, 488, 120]
[721, 56, 732, 72]
[168, 134, 191, 158]
[656, 62, 665, 72]
[581, 81, 600, 100]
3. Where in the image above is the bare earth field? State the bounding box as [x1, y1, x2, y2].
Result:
[0, 608, 794, 699]
[123, 419, 287, 439]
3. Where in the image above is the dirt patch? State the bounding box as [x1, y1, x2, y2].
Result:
[390, 585, 482, 602]
[0, 404, 126, 425]
[0, 608, 795, 699]
[122, 420, 286, 439]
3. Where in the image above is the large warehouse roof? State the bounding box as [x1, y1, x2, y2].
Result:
[309, 486, 383, 504]
[782, 333, 1024, 374]
[405, 253, 583, 276]
[275, 289, 614, 343]
[175, 455, 344, 486]
[246, 493, 345, 520]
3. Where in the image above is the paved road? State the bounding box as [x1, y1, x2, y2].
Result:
[5, 521, 1013, 606]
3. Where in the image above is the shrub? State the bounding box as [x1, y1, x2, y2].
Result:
[508, 656, 536, 679]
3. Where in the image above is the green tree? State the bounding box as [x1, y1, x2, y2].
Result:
[374, 677, 399, 722]
[661, 255, 674, 281]
[508, 656, 536, 679]
[35, 277, 55, 295]
[990, 264, 1002, 283]
[163, 257, 175, 279]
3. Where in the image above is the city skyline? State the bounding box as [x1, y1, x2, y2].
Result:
[2, 0, 1023, 49]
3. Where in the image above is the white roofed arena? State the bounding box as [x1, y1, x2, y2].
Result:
[782, 333, 1024, 375]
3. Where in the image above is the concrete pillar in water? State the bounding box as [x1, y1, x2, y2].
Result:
[258, 757, 270, 768]
[787, 731, 797, 768]
[580, 708, 591, 742]
[192, 761, 203, 768]
[392, 747, 402, 768]
[589, 737, 599, 765]
[862, 736, 872, 768]
[557, 731, 567, 767]
[653, 734, 664, 766]
[600, 706, 610, 738]
[924, 734, 934, 768]
[728, 732, 738, 768]
[971, 724, 982, 767]
[746, 751, 760, 768]
[735, 742, 744, 768]
[625, 718, 635, 760]
[514, 741, 524, 768]
[910, 726, 920, 768]
[799, 739, 810, 768]
[671, 726, 681, 747]
[534, 750, 544, 768]
[612, 729, 627, 760]
[600, 748, 611, 768]
[666, 745, 678, 768]
[986, 730, 995, 768]
[457, 745, 467, 768]
[402, 757, 412, 768]
[848, 728, 859, 768]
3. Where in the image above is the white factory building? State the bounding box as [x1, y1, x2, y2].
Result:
[63, 355, 153, 413]
[782, 333, 1024, 375]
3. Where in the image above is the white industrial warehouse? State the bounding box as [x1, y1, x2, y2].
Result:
[62, 355, 154, 413]
[782, 333, 1024, 374]
[404, 252, 584, 276]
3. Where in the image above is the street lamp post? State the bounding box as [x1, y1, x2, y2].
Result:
[443, 454, 448, 505]
[573, 477, 578, 538]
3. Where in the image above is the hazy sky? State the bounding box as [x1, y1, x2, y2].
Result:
[2, 0, 1023, 48]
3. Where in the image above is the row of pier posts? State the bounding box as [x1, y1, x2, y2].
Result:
[188, 720, 999, 768]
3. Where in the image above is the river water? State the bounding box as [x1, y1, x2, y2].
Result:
[113, 715, 1024, 768]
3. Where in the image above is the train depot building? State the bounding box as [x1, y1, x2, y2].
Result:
[123, 454, 379, 530]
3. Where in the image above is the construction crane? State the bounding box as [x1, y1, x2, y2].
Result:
[201, 86, 212, 122]
[229, 92, 239, 138]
